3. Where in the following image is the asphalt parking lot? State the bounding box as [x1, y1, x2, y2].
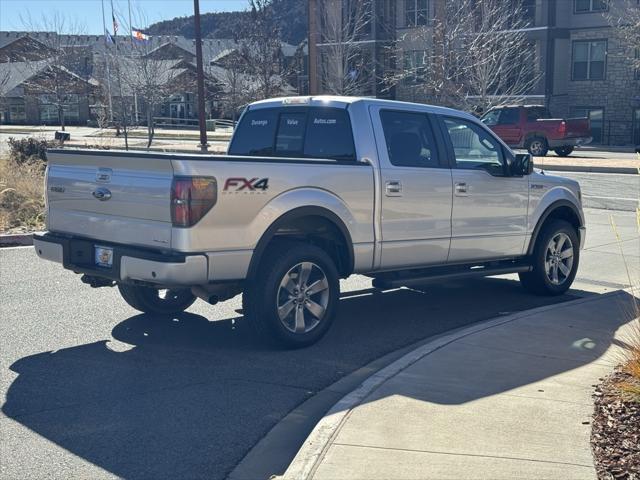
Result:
[1, 205, 638, 480]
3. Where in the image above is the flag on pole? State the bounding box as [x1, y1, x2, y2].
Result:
[112, 12, 119, 35]
[132, 29, 150, 41]
[105, 29, 115, 44]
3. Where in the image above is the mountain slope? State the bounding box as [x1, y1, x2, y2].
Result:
[147, 0, 307, 45]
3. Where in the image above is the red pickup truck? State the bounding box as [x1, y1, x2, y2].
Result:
[481, 105, 592, 157]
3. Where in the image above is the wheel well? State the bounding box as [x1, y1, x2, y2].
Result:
[249, 210, 354, 279]
[525, 133, 547, 144]
[528, 203, 582, 255]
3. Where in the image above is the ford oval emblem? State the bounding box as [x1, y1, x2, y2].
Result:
[92, 187, 112, 201]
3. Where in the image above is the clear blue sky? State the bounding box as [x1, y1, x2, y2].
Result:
[0, 0, 249, 34]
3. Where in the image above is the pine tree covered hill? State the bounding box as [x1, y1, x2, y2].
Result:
[146, 0, 307, 45]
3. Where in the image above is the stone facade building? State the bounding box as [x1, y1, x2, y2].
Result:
[309, 0, 640, 145]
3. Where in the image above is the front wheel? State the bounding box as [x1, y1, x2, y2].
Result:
[118, 284, 196, 315]
[554, 146, 574, 157]
[519, 219, 579, 295]
[243, 241, 340, 348]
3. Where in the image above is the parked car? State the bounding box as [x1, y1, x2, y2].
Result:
[481, 105, 592, 157]
[34, 96, 585, 348]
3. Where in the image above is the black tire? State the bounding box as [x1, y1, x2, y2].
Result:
[554, 146, 574, 157]
[118, 284, 196, 315]
[243, 240, 340, 349]
[519, 219, 580, 296]
[526, 136, 549, 157]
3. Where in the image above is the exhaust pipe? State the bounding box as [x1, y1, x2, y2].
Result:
[191, 286, 219, 305]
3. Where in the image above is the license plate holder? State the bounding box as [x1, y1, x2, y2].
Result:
[94, 245, 114, 268]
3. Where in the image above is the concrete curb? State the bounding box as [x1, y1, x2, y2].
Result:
[0, 233, 33, 246]
[539, 164, 638, 175]
[280, 290, 628, 480]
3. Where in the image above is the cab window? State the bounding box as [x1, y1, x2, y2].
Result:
[380, 110, 439, 168]
[443, 116, 505, 176]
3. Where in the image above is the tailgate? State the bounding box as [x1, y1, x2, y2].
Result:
[46, 149, 174, 249]
[565, 117, 590, 138]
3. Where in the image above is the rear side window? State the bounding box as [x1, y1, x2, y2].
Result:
[380, 110, 439, 168]
[228, 109, 278, 156]
[229, 107, 356, 161]
[498, 108, 519, 125]
[526, 107, 551, 122]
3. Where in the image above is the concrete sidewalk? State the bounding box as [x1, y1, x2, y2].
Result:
[284, 290, 639, 480]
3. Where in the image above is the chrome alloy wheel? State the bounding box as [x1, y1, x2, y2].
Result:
[545, 232, 574, 285]
[276, 262, 330, 334]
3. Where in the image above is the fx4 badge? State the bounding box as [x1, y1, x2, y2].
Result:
[223, 177, 269, 193]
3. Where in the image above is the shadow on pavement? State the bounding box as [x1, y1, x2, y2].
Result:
[2, 278, 594, 479]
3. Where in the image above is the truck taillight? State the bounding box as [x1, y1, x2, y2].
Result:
[559, 121, 566, 136]
[171, 176, 217, 228]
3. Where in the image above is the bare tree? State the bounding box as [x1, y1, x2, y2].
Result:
[209, 63, 251, 121]
[238, 0, 285, 100]
[20, 13, 89, 131]
[388, 0, 541, 112]
[606, 0, 640, 72]
[315, 0, 376, 95]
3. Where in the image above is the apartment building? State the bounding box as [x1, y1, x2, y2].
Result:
[309, 0, 640, 145]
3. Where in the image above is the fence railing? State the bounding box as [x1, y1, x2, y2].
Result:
[600, 120, 638, 146]
[152, 117, 237, 131]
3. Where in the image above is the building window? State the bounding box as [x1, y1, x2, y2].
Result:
[571, 107, 604, 144]
[635, 47, 640, 80]
[574, 0, 608, 13]
[8, 103, 26, 123]
[634, 108, 640, 145]
[572, 40, 607, 80]
[405, 0, 429, 27]
[39, 94, 79, 124]
[403, 50, 428, 84]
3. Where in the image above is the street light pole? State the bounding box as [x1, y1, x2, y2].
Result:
[193, 0, 209, 152]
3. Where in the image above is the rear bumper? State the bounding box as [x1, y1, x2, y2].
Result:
[33, 232, 208, 286]
[548, 137, 592, 148]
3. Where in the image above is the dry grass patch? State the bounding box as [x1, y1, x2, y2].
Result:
[0, 155, 46, 233]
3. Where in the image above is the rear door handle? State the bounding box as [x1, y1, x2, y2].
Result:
[385, 181, 402, 197]
[455, 182, 468, 196]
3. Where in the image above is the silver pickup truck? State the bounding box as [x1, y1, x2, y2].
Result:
[34, 96, 585, 348]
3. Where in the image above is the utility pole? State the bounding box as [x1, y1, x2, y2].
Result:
[101, 0, 114, 122]
[308, 0, 318, 95]
[128, 0, 139, 125]
[193, 0, 209, 152]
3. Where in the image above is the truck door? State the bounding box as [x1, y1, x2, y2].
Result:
[369, 106, 453, 269]
[437, 115, 528, 262]
[493, 107, 522, 146]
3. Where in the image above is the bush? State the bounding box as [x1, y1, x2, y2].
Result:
[0, 155, 45, 233]
[7, 137, 58, 164]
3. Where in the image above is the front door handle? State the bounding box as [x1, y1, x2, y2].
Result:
[385, 181, 402, 197]
[454, 182, 468, 196]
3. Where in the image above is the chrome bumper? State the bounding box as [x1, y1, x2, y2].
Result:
[33, 232, 208, 286]
[579, 226, 586, 250]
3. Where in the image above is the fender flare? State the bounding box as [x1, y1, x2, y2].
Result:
[246, 206, 355, 280]
[527, 200, 583, 255]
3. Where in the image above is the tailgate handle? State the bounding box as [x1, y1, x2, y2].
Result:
[92, 188, 112, 201]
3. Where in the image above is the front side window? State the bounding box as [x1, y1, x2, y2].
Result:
[480, 109, 501, 126]
[229, 107, 356, 161]
[575, 0, 608, 13]
[405, 0, 429, 27]
[380, 110, 439, 168]
[443, 117, 505, 176]
[572, 40, 606, 80]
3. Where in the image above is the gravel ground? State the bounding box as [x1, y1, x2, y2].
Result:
[592, 369, 640, 479]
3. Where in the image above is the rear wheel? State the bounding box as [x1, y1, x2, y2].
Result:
[118, 284, 196, 315]
[554, 146, 574, 157]
[243, 241, 340, 348]
[519, 219, 579, 295]
[526, 137, 549, 157]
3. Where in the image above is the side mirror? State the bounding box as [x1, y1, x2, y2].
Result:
[512, 153, 533, 176]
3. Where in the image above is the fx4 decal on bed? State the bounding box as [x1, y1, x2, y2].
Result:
[223, 177, 270, 192]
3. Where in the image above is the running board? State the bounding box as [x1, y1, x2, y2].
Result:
[371, 264, 532, 290]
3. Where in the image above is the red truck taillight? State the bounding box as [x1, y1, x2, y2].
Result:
[558, 120, 566, 137]
[171, 176, 217, 228]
